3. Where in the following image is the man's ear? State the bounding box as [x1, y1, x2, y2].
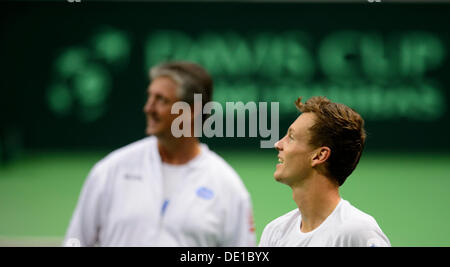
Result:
[311, 147, 331, 167]
[191, 97, 203, 120]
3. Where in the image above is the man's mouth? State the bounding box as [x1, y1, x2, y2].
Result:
[277, 156, 284, 164]
[148, 115, 160, 124]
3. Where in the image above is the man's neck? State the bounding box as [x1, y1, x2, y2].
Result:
[157, 136, 201, 165]
[291, 174, 341, 233]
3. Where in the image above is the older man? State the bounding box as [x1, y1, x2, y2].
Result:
[64, 62, 256, 247]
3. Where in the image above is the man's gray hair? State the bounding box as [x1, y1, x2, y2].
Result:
[149, 61, 213, 106]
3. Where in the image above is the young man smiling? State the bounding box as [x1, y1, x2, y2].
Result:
[259, 96, 390, 247]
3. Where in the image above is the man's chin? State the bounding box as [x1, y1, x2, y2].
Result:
[146, 127, 174, 140]
[274, 172, 284, 183]
[275, 171, 293, 186]
[145, 127, 160, 137]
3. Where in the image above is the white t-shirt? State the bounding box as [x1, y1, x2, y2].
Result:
[259, 199, 390, 247]
[64, 136, 256, 247]
[161, 162, 186, 201]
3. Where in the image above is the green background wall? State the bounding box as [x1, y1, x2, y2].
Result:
[1, 2, 449, 246]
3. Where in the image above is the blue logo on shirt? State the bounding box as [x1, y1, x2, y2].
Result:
[161, 199, 169, 215]
[196, 187, 214, 200]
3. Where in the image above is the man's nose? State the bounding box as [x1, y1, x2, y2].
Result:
[144, 97, 155, 114]
[274, 139, 282, 151]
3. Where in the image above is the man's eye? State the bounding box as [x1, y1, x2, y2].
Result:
[289, 134, 294, 140]
[155, 96, 166, 103]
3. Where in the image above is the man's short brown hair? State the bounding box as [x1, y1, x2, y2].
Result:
[295, 96, 366, 186]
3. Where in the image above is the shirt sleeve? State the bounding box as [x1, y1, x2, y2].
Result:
[258, 223, 273, 247]
[350, 229, 391, 247]
[63, 162, 108, 247]
[338, 224, 391, 247]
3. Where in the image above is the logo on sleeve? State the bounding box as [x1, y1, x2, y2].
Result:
[367, 238, 387, 247]
[196, 186, 214, 200]
[249, 211, 255, 233]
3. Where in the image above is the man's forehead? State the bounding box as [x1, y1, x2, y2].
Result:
[291, 112, 317, 133]
[148, 76, 179, 98]
[149, 76, 177, 88]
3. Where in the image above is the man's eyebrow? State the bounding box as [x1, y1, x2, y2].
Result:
[288, 128, 295, 134]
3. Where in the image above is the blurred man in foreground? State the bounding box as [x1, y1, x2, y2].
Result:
[259, 96, 390, 247]
[64, 61, 256, 246]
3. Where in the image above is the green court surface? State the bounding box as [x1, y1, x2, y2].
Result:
[1, 150, 449, 246]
